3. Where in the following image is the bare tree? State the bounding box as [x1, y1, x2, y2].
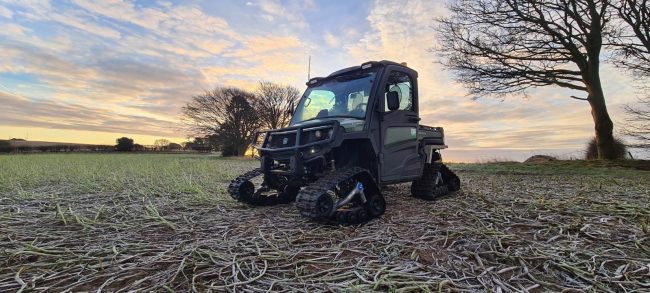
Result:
[255, 81, 300, 129]
[153, 139, 170, 151]
[623, 96, 650, 148]
[612, 0, 650, 76]
[436, 0, 648, 159]
[182, 87, 261, 156]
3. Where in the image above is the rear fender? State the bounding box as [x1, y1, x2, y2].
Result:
[355, 169, 381, 196]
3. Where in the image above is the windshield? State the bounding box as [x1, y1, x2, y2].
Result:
[290, 71, 376, 125]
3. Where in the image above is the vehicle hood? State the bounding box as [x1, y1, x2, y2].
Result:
[290, 117, 365, 132]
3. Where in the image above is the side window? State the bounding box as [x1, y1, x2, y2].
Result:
[384, 71, 413, 112]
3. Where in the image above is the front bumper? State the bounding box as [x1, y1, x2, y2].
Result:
[252, 121, 342, 177]
[252, 120, 340, 158]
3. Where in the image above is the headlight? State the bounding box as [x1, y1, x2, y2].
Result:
[301, 127, 332, 144]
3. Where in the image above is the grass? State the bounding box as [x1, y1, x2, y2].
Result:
[454, 159, 650, 176]
[1, 153, 649, 292]
[0, 153, 257, 201]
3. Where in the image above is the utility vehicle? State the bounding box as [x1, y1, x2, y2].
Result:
[228, 60, 460, 224]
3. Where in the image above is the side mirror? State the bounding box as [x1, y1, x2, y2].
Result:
[386, 91, 400, 111]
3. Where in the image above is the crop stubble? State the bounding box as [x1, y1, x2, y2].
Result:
[0, 155, 649, 292]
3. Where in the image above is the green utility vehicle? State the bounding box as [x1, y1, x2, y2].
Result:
[229, 60, 460, 224]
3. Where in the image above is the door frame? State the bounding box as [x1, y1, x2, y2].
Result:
[377, 65, 422, 183]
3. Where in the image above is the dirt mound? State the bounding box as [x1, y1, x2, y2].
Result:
[524, 155, 557, 163]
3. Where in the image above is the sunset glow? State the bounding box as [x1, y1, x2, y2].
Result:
[0, 0, 640, 161]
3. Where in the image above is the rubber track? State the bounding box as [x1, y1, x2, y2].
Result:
[228, 168, 293, 206]
[411, 163, 449, 200]
[295, 167, 379, 224]
[440, 164, 461, 192]
[228, 168, 262, 201]
[334, 207, 369, 225]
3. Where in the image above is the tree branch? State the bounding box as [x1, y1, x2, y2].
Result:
[570, 95, 589, 101]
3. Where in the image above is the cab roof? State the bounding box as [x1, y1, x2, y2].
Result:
[306, 60, 417, 86]
[327, 60, 405, 77]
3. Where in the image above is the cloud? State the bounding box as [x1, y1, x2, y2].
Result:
[257, 0, 309, 30]
[0, 0, 640, 160]
[10, 0, 236, 56]
[0, 91, 181, 137]
[0, 23, 30, 37]
[0, 0, 314, 140]
[6, 1, 122, 39]
[70, 0, 167, 30]
[0, 4, 13, 18]
[237, 35, 303, 54]
[340, 0, 638, 159]
[205, 34, 308, 86]
[0, 40, 209, 120]
[345, 0, 459, 110]
[324, 32, 339, 47]
[0, 44, 96, 88]
[50, 11, 122, 39]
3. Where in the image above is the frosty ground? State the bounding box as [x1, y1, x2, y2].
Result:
[1, 154, 648, 292]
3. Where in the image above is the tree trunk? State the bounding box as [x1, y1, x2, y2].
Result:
[588, 93, 616, 159]
[237, 143, 248, 157]
[585, 72, 617, 159]
[582, 3, 617, 160]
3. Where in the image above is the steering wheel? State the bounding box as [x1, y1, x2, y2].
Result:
[354, 102, 368, 112]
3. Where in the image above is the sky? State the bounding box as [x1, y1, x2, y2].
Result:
[0, 0, 644, 162]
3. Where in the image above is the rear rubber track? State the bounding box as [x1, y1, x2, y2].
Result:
[411, 163, 449, 200]
[440, 164, 461, 192]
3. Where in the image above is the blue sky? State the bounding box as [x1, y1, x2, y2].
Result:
[0, 0, 642, 161]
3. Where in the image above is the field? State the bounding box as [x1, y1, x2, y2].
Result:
[1, 154, 649, 292]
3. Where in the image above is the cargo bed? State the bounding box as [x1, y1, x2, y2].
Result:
[418, 125, 446, 148]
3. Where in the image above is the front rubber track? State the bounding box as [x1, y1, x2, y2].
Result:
[295, 167, 385, 225]
[228, 168, 294, 206]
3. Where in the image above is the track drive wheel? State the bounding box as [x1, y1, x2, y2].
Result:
[365, 192, 386, 217]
